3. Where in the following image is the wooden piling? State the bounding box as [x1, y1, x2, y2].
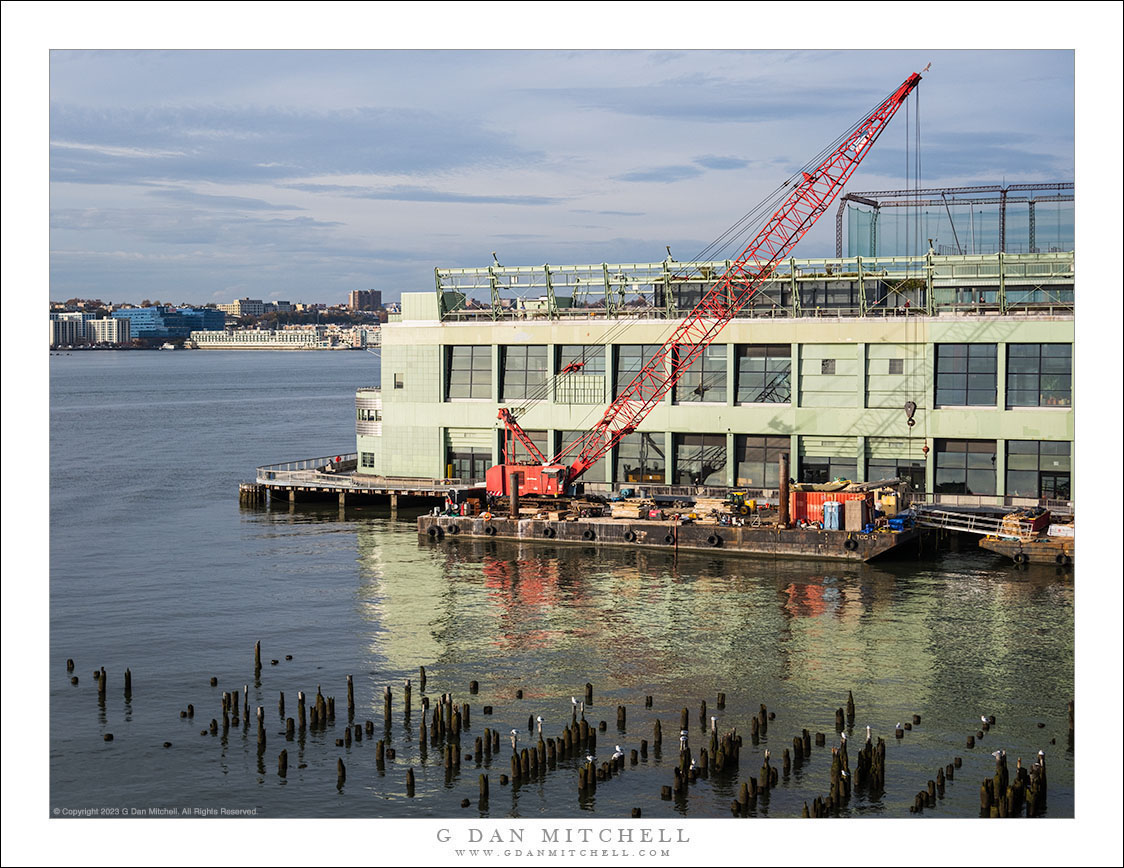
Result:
[585, 682, 593, 704]
[419, 666, 426, 692]
[347, 675, 355, 718]
[67, 658, 75, 672]
[470, 680, 479, 694]
[479, 773, 489, 802]
[97, 667, 107, 696]
[124, 668, 132, 694]
[336, 758, 345, 787]
[846, 690, 855, 723]
[617, 705, 626, 728]
[680, 707, 689, 731]
[254, 640, 261, 674]
[278, 749, 288, 777]
[384, 685, 392, 723]
[654, 719, 662, 745]
[297, 691, 306, 731]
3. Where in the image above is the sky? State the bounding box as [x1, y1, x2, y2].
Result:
[44, 46, 1081, 306]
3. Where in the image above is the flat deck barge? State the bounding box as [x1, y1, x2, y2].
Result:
[417, 514, 918, 562]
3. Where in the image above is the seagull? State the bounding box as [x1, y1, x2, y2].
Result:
[981, 715, 988, 724]
[991, 749, 1005, 760]
[689, 759, 698, 771]
[612, 745, 624, 760]
[585, 754, 596, 765]
[865, 725, 872, 743]
[536, 715, 544, 735]
[710, 715, 717, 733]
[510, 729, 518, 749]
[764, 749, 770, 762]
[840, 732, 847, 743]
[840, 768, 849, 779]
[572, 696, 578, 707]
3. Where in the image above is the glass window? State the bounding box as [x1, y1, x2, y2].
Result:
[614, 432, 665, 484]
[360, 452, 376, 468]
[501, 345, 548, 402]
[867, 458, 925, 490]
[1006, 344, 1072, 407]
[502, 429, 548, 465]
[558, 430, 608, 481]
[935, 344, 996, 406]
[446, 346, 491, 400]
[736, 345, 791, 403]
[674, 433, 727, 486]
[614, 345, 663, 398]
[676, 344, 727, 403]
[800, 457, 857, 485]
[447, 447, 491, 482]
[1006, 440, 1071, 499]
[935, 439, 996, 494]
[734, 435, 788, 488]
[557, 345, 607, 404]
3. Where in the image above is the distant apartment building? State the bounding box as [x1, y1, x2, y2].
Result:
[216, 298, 266, 317]
[86, 318, 131, 344]
[348, 289, 383, 311]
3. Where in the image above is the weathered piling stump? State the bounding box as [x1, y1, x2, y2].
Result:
[469, 680, 479, 694]
[383, 686, 392, 724]
[617, 705, 626, 729]
[97, 667, 107, 697]
[124, 668, 132, 695]
[479, 773, 489, 802]
[967, 735, 975, 748]
[654, 719, 662, 746]
[346, 675, 355, 718]
[814, 731, 825, 746]
[278, 749, 288, 777]
[210, 676, 218, 687]
[67, 658, 75, 672]
[846, 690, 855, 723]
[254, 640, 262, 675]
[70, 676, 79, 685]
[103, 733, 113, 742]
[835, 707, 845, 732]
[717, 691, 726, 709]
[278, 691, 285, 720]
[585, 682, 593, 704]
[912, 714, 921, 725]
[645, 695, 653, 708]
[336, 758, 346, 788]
[759, 705, 768, 734]
[187, 704, 194, 718]
[285, 717, 295, 740]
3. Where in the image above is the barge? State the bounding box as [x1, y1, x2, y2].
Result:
[417, 513, 919, 562]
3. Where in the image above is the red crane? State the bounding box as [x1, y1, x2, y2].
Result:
[488, 71, 923, 499]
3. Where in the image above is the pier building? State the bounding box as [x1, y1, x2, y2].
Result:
[357, 250, 1073, 507]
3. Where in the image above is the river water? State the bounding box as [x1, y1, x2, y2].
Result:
[47, 350, 1075, 825]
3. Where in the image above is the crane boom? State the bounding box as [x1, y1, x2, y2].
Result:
[488, 72, 921, 498]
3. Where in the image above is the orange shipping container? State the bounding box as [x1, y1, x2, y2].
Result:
[790, 490, 873, 524]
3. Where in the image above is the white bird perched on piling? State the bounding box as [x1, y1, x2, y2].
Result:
[510, 729, 518, 749]
[536, 715, 543, 735]
[840, 732, 847, 743]
[679, 729, 689, 751]
[613, 745, 624, 760]
[710, 715, 717, 733]
[585, 754, 596, 765]
[991, 749, 1006, 760]
[865, 725, 872, 743]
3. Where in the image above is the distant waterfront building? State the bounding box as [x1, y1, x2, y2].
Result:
[86, 317, 131, 344]
[49, 318, 85, 347]
[191, 326, 330, 349]
[359, 251, 1073, 505]
[112, 306, 225, 339]
[348, 289, 383, 311]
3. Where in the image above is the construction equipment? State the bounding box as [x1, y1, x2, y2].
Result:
[488, 71, 923, 498]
